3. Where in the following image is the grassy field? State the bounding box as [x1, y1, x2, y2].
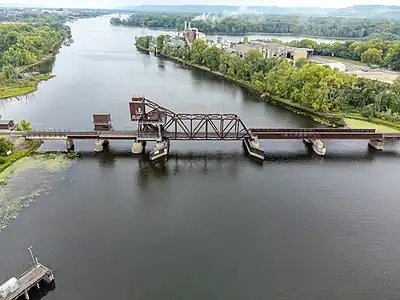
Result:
[0, 74, 54, 100]
[344, 118, 399, 133]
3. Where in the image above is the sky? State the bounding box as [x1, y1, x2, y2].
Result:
[1, 0, 399, 9]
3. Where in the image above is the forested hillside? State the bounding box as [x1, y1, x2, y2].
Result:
[136, 36, 400, 123]
[0, 13, 71, 98]
[111, 12, 400, 39]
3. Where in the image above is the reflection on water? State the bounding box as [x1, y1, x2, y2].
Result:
[68, 148, 400, 191]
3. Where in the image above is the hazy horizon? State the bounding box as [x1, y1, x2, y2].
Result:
[1, 0, 400, 9]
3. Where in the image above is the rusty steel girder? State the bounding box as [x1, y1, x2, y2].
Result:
[131, 97, 252, 140]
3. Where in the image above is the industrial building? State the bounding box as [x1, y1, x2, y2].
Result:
[183, 21, 205, 43]
[233, 41, 314, 61]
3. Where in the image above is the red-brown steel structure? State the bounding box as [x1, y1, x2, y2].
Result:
[3, 96, 400, 141]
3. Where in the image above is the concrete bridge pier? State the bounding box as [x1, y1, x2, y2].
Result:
[65, 138, 74, 151]
[303, 138, 314, 145]
[149, 139, 170, 161]
[368, 139, 384, 151]
[304, 138, 326, 156]
[131, 139, 146, 155]
[243, 137, 265, 160]
[94, 139, 107, 152]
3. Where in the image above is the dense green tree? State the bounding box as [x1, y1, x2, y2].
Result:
[14, 120, 32, 131]
[0, 17, 71, 87]
[0, 137, 13, 156]
[112, 12, 400, 39]
[361, 48, 383, 65]
[148, 33, 400, 122]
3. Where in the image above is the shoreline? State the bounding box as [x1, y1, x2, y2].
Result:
[0, 141, 42, 178]
[0, 74, 55, 100]
[0, 142, 79, 179]
[137, 45, 344, 127]
[136, 45, 400, 131]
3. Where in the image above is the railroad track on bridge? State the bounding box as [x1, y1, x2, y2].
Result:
[1, 96, 399, 161]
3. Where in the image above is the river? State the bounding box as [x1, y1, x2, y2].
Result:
[0, 15, 400, 300]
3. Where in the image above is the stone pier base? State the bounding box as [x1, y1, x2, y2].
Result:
[131, 140, 145, 155]
[368, 139, 384, 151]
[94, 139, 105, 152]
[149, 139, 170, 161]
[243, 137, 265, 161]
[312, 139, 326, 156]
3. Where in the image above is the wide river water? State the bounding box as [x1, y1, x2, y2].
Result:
[1, 16, 400, 300]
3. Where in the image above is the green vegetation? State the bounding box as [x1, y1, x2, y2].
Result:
[138, 35, 400, 126]
[344, 117, 399, 133]
[0, 74, 54, 99]
[0, 9, 105, 23]
[118, 12, 400, 70]
[0, 137, 13, 157]
[0, 141, 41, 173]
[111, 12, 400, 39]
[0, 13, 71, 99]
[135, 36, 152, 50]
[298, 39, 400, 71]
[14, 120, 32, 131]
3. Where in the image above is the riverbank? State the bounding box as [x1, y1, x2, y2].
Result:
[0, 141, 42, 177]
[137, 45, 400, 131]
[0, 151, 74, 231]
[0, 74, 55, 100]
[137, 45, 345, 127]
[0, 143, 78, 181]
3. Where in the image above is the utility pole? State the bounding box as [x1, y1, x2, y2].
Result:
[28, 246, 37, 266]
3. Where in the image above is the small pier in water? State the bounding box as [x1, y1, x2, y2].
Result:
[1, 247, 55, 300]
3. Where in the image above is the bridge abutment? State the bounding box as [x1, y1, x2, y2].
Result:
[243, 137, 265, 161]
[149, 139, 170, 161]
[368, 139, 384, 151]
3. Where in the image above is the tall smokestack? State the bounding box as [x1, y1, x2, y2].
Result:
[188, 22, 191, 29]
[184, 21, 187, 31]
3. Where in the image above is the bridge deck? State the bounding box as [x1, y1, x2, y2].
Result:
[4, 264, 51, 300]
[3, 128, 400, 141]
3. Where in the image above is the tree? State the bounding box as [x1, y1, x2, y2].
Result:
[295, 58, 309, 68]
[156, 35, 166, 52]
[361, 48, 382, 65]
[0, 137, 13, 156]
[243, 36, 249, 43]
[202, 46, 222, 70]
[14, 120, 32, 131]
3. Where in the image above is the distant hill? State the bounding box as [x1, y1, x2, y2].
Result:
[119, 5, 336, 16]
[331, 5, 400, 19]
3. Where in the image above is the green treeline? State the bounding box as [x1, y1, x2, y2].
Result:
[111, 12, 400, 39]
[0, 9, 105, 23]
[0, 13, 71, 98]
[113, 12, 400, 69]
[136, 35, 400, 123]
[279, 38, 400, 71]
